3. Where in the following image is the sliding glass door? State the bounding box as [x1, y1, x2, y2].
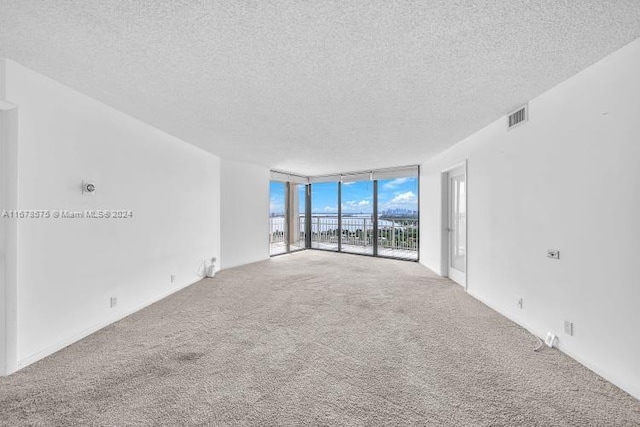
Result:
[310, 182, 339, 251]
[289, 183, 306, 251]
[270, 180, 308, 256]
[272, 166, 419, 261]
[340, 178, 374, 255]
[376, 176, 419, 260]
[269, 181, 288, 255]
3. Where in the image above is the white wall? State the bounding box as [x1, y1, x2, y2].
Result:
[0, 61, 19, 375]
[420, 38, 640, 399]
[2, 59, 221, 370]
[220, 159, 270, 270]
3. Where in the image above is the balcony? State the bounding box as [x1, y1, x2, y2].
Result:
[270, 215, 418, 260]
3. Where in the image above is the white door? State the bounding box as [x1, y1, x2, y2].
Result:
[447, 166, 466, 286]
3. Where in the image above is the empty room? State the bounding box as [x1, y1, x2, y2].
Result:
[1, 1, 639, 425]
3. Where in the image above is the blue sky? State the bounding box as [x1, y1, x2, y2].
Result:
[270, 177, 418, 215]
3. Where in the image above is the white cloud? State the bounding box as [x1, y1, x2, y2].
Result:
[382, 177, 409, 190]
[341, 199, 371, 212]
[342, 182, 355, 186]
[270, 205, 284, 213]
[379, 191, 418, 212]
[390, 191, 416, 204]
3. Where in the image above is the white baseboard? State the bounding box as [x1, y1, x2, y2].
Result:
[16, 277, 204, 370]
[466, 288, 640, 401]
[220, 256, 270, 271]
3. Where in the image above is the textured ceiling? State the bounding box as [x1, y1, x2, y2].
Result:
[1, 1, 640, 175]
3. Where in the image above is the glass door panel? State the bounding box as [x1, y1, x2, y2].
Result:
[340, 180, 374, 255]
[449, 172, 466, 274]
[310, 182, 339, 251]
[269, 181, 287, 255]
[376, 176, 419, 260]
[289, 183, 306, 251]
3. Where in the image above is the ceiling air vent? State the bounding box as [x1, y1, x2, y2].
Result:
[508, 105, 528, 129]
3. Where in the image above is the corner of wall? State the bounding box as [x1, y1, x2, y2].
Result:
[220, 159, 270, 270]
[418, 37, 640, 400]
[4, 61, 221, 372]
[0, 59, 20, 375]
[0, 58, 5, 97]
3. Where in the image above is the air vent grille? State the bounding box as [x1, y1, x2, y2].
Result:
[508, 105, 528, 129]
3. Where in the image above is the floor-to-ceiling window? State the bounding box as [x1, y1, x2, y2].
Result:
[269, 180, 288, 255]
[376, 174, 419, 260]
[273, 166, 418, 261]
[289, 183, 306, 251]
[270, 173, 309, 256]
[340, 175, 374, 256]
[310, 181, 339, 251]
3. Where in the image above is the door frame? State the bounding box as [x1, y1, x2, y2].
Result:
[441, 160, 468, 289]
[287, 182, 306, 254]
[0, 102, 19, 375]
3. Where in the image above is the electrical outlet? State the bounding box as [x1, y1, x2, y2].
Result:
[545, 333, 557, 348]
[171, 275, 176, 283]
[110, 296, 117, 308]
[564, 320, 574, 336]
[547, 249, 560, 259]
[517, 297, 523, 309]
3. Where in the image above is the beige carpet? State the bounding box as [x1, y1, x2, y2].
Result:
[1, 251, 638, 426]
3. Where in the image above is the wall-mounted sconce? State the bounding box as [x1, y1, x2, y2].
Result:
[82, 181, 96, 195]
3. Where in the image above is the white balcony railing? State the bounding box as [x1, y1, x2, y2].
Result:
[269, 215, 418, 256]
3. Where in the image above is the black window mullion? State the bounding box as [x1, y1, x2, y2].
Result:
[373, 180, 378, 257]
[305, 184, 312, 248]
[285, 182, 291, 253]
[337, 181, 342, 252]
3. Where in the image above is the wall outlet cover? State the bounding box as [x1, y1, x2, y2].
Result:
[545, 332, 557, 348]
[547, 249, 560, 259]
[564, 321, 574, 336]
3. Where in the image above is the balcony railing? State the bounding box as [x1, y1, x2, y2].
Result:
[270, 215, 418, 259]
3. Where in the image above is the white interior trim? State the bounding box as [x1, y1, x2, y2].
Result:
[285, 165, 420, 183]
[0, 107, 19, 375]
[371, 166, 419, 180]
[288, 174, 308, 185]
[270, 170, 309, 184]
[341, 172, 371, 183]
[269, 170, 289, 182]
[309, 174, 341, 183]
[441, 160, 468, 289]
[17, 277, 203, 369]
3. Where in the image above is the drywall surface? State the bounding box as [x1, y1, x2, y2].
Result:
[3, 60, 221, 368]
[220, 159, 270, 270]
[0, 60, 19, 375]
[0, 60, 6, 375]
[420, 38, 640, 399]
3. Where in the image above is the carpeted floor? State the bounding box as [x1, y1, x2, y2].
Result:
[1, 251, 639, 426]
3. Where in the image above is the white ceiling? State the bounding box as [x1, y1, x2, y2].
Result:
[1, 1, 640, 175]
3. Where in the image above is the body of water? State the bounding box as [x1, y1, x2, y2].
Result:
[269, 214, 415, 232]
